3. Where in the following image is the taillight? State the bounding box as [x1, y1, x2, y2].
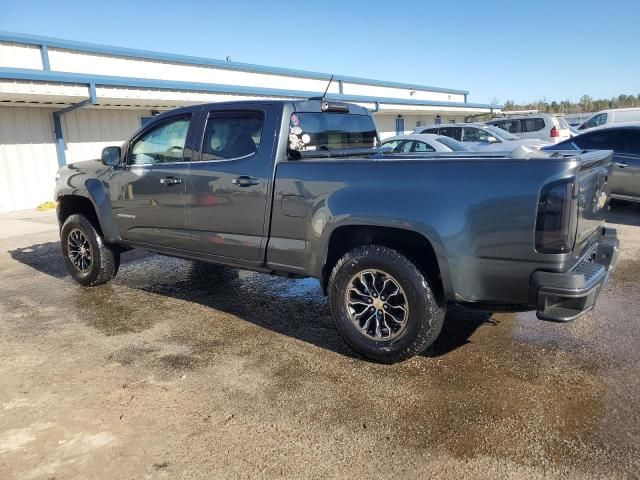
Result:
[535, 180, 577, 254]
[550, 126, 559, 137]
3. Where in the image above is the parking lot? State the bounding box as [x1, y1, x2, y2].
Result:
[0, 202, 639, 479]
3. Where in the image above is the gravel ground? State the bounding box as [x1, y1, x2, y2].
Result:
[0, 202, 639, 479]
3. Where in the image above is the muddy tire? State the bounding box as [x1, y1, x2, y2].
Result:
[328, 245, 445, 363]
[60, 214, 120, 286]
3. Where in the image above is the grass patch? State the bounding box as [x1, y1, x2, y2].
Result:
[36, 201, 57, 211]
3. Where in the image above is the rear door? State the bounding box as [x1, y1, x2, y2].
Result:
[110, 111, 197, 249]
[186, 104, 280, 263]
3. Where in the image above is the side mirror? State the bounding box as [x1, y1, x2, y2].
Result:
[485, 136, 498, 143]
[378, 145, 394, 154]
[101, 146, 121, 166]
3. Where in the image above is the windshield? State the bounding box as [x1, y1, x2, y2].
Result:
[289, 113, 378, 151]
[484, 125, 520, 140]
[436, 137, 469, 151]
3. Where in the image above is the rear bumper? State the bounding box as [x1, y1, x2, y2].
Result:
[531, 228, 619, 322]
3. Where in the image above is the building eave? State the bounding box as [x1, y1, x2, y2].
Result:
[0, 30, 470, 96]
[0, 67, 501, 110]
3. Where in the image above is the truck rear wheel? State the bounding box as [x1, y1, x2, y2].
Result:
[60, 214, 120, 286]
[328, 245, 445, 363]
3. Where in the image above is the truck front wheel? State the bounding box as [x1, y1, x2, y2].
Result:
[60, 214, 120, 286]
[328, 245, 445, 363]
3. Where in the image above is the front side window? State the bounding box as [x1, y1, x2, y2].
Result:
[201, 111, 264, 160]
[412, 141, 435, 152]
[130, 116, 190, 165]
[382, 140, 412, 153]
[622, 130, 640, 154]
[581, 113, 608, 130]
[523, 118, 545, 132]
[384, 140, 413, 153]
[485, 125, 519, 140]
[463, 127, 493, 142]
[381, 140, 402, 150]
[438, 126, 461, 141]
[493, 119, 521, 134]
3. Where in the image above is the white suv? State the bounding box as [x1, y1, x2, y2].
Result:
[486, 114, 571, 144]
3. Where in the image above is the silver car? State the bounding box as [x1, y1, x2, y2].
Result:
[414, 123, 549, 151]
[380, 134, 470, 153]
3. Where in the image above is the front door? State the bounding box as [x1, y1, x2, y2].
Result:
[110, 113, 195, 249]
[187, 105, 279, 262]
[611, 129, 640, 197]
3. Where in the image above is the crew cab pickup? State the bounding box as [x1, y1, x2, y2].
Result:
[54, 99, 619, 363]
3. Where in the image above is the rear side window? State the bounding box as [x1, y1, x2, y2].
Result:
[522, 118, 545, 132]
[438, 126, 461, 141]
[575, 130, 624, 151]
[130, 115, 191, 165]
[201, 111, 264, 160]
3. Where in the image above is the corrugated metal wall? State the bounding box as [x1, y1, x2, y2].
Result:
[62, 108, 149, 164]
[0, 106, 58, 212]
[0, 106, 149, 212]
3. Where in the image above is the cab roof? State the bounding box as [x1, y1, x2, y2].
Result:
[152, 99, 371, 120]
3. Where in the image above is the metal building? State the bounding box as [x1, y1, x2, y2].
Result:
[0, 32, 501, 212]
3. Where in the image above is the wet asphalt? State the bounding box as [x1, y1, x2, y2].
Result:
[0, 202, 639, 479]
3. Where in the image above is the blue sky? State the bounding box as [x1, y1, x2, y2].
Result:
[1, 0, 638, 104]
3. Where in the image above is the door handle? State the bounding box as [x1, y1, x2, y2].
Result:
[232, 176, 260, 187]
[614, 162, 629, 168]
[160, 176, 183, 185]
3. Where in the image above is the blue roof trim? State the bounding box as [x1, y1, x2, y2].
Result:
[0, 67, 501, 109]
[0, 31, 469, 96]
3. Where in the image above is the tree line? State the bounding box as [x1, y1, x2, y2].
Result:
[503, 94, 640, 114]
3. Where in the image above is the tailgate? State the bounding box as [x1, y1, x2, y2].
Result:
[574, 150, 613, 252]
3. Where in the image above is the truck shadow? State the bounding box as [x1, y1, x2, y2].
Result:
[9, 244, 496, 360]
[606, 200, 640, 226]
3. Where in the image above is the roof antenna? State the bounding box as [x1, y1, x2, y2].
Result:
[321, 75, 334, 101]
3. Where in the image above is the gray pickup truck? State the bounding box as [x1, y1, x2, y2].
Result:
[54, 99, 619, 363]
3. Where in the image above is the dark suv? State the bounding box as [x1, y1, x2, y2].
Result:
[544, 124, 640, 202]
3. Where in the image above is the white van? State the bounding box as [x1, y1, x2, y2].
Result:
[578, 108, 640, 132]
[486, 114, 571, 144]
